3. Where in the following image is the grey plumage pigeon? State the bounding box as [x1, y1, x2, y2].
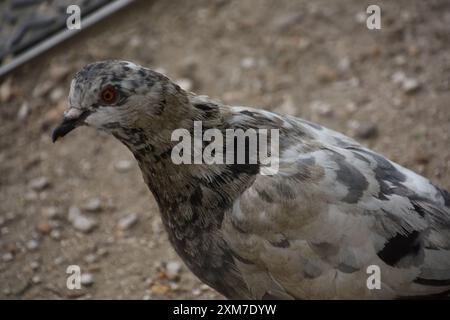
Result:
[53, 60, 450, 299]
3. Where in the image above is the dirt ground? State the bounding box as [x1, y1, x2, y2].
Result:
[0, 0, 449, 299]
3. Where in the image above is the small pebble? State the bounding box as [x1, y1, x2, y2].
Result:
[37, 221, 53, 235]
[24, 191, 38, 201]
[0, 79, 13, 102]
[2, 252, 13, 262]
[240, 57, 256, 69]
[1, 226, 9, 235]
[5, 242, 17, 254]
[42, 206, 62, 219]
[81, 273, 95, 286]
[26, 239, 40, 251]
[354, 11, 366, 23]
[84, 253, 97, 264]
[97, 247, 109, 257]
[310, 101, 333, 117]
[32, 275, 41, 284]
[276, 95, 296, 115]
[271, 12, 303, 32]
[337, 57, 351, 72]
[72, 216, 97, 233]
[114, 160, 133, 173]
[17, 103, 30, 120]
[169, 282, 180, 291]
[53, 256, 65, 265]
[152, 220, 163, 234]
[394, 55, 407, 66]
[29, 177, 50, 191]
[5, 212, 15, 220]
[166, 261, 182, 280]
[316, 65, 337, 83]
[150, 283, 170, 296]
[348, 120, 378, 139]
[391, 71, 406, 84]
[30, 261, 40, 270]
[32, 80, 53, 98]
[200, 284, 210, 291]
[49, 87, 65, 103]
[117, 212, 138, 230]
[68, 206, 97, 233]
[402, 78, 421, 94]
[391, 72, 421, 94]
[50, 229, 61, 240]
[354, 122, 378, 139]
[192, 288, 202, 296]
[83, 198, 102, 213]
[345, 102, 358, 113]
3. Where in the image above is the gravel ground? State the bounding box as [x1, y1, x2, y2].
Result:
[0, 0, 449, 299]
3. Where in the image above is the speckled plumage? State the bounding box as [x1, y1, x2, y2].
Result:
[53, 60, 450, 299]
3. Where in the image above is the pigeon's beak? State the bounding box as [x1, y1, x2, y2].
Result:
[52, 108, 89, 143]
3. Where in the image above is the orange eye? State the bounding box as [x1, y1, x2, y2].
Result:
[101, 87, 117, 104]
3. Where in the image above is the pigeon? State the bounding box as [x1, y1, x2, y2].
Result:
[52, 60, 450, 299]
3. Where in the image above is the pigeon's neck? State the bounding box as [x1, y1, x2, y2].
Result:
[128, 146, 256, 299]
[113, 99, 258, 298]
[133, 149, 258, 217]
[121, 97, 259, 218]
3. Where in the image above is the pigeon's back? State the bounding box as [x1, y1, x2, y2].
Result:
[221, 106, 450, 299]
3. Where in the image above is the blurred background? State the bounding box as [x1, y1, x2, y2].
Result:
[0, 0, 449, 299]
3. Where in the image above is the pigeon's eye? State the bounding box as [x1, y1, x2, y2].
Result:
[100, 87, 117, 104]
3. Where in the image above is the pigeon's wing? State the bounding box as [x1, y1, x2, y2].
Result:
[221, 109, 450, 299]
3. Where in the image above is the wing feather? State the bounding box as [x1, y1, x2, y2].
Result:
[222, 107, 450, 298]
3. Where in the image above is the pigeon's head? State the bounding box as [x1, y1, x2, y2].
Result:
[52, 60, 191, 143]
